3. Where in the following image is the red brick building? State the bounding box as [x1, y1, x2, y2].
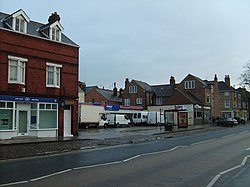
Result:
[0, 9, 79, 139]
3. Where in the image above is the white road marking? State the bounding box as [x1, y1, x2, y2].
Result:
[0, 181, 28, 187]
[239, 131, 248, 135]
[123, 155, 141, 162]
[246, 147, 250, 151]
[191, 139, 215, 146]
[207, 155, 250, 187]
[222, 134, 235, 138]
[73, 161, 122, 170]
[30, 169, 72, 182]
[241, 155, 250, 165]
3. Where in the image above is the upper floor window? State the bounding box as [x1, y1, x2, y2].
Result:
[185, 80, 195, 89]
[224, 100, 230, 108]
[156, 97, 162, 105]
[8, 56, 27, 84]
[129, 86, 137, 93]
[46, 62, 62, 88]
[224, 92, 230, 96]
[124, 98, 130, 106]
[14, 16, 26, 33]
[136, 98, 142, 105]
[206, 96, 210, 103]
[52, 26, 60, 41]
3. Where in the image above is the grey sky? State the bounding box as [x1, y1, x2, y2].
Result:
[1, 0, 250, 89]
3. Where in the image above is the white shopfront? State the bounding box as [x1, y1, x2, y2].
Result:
[0, 95, 58, 139]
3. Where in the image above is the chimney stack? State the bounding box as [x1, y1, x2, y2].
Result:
[225, 75, 230, 87]
[125, 78, 129, 89]
[170, 76, 175, 89]
[48, 12, 60, 24]
[113, 82, 117, 96]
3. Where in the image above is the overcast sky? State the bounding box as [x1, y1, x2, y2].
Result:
[1, 0, 250, 89]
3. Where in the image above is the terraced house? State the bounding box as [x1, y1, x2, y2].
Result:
[0, 9, 79, 139]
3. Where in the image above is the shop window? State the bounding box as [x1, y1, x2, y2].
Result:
[39, 111, 57, 129]
[39, 103, 58, 129]
[0, 101, 14, 130]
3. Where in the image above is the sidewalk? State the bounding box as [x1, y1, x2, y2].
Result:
[0, 124, 213, 145]
[0, 124, 214, 160]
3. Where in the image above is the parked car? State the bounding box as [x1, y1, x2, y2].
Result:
[217, 117, 238, 127]
[233, 117, 246, 124]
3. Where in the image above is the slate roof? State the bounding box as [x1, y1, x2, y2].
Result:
[151, 84, 175, 97]
[96, 88, 122, 103]
[218, 81, 235, 92]
[0, 10, 78, 46]
[133, 80, 155, 93]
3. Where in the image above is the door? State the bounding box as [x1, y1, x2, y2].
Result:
[64, 105, 72, 137]
[19, 111, 28, 135]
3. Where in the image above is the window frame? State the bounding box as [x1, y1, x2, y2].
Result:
[46, 62, 62, 88]
[224, 100, 230, 108]
[156, 97, 162, 105]
[184, 80, 195, 89]
[129, 86, 137, 94]
[8, 56, 27, 84]
[124, 98, 130, 106]
[136, 97, 142, 105]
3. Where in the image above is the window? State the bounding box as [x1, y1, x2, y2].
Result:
[224, 100, 230, 108]
[46, 63, 62, 87]
[8, 56, 27, 84]
[39, 103, 57, 129]
[0, 101, 14, 130]
[129, 86, 137, 93]
[224, 92, 230, 96]
[136, 98, 142, 104]
[206, 96, 210, 103]
[185, 80, 195, 89]
[156, 97, 162, 105]
[15, 16, 26, 32]
[52, 26, 60, 41]
[124, 98, 130, 106]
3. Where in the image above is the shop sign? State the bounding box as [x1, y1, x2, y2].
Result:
[0, 95, 57, 103]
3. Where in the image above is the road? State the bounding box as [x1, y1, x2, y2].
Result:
[1, 124, 250, 187]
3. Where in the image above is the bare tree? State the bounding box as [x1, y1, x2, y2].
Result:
[240, 62, 250, 86]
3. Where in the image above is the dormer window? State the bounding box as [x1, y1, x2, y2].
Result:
[3, 9, 30, 33]
[52, 26, 60, 41]
[14, 15, 26, 32]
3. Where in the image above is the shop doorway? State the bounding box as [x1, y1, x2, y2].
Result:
[64, 105, 72, 137]
[18, 111, 28, 134]
[17, 104, 30, 135]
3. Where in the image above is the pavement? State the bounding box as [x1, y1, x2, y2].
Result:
[0, 124, 214, 160]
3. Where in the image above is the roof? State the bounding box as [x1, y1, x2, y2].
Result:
[151, 84, 175, 97]
[84, 86, 98, 94]
[0, 10, 78, 47]
[133, 80, 155, 93]
[166, 88, 203, 105]
[218, 81, 235, 92]
[96, 88, 122, 103]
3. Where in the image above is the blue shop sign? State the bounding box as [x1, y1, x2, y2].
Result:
[105, 104, 120, 111]
[0, 95, 57, 103]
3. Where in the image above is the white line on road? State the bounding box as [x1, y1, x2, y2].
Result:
[239, 131, 248, 135]
[123, 155, 141, 162]
[0, 181, 28, 187]
[246, 147, 250, 151]
[73, 161, 122, 170]
[207, 155, 250, 187]
[241, 155, 250, 165]
[222, 134, 235, 138]
[191, 139, 215, 146]
[30, 169, 72, 182]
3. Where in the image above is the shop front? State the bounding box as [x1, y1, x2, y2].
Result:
[0, 95, 60, 139]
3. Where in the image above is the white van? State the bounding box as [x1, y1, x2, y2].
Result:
[106, 114, 131, 127]
[132, 111, 148, 125]
[147, 111, 165, 125]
